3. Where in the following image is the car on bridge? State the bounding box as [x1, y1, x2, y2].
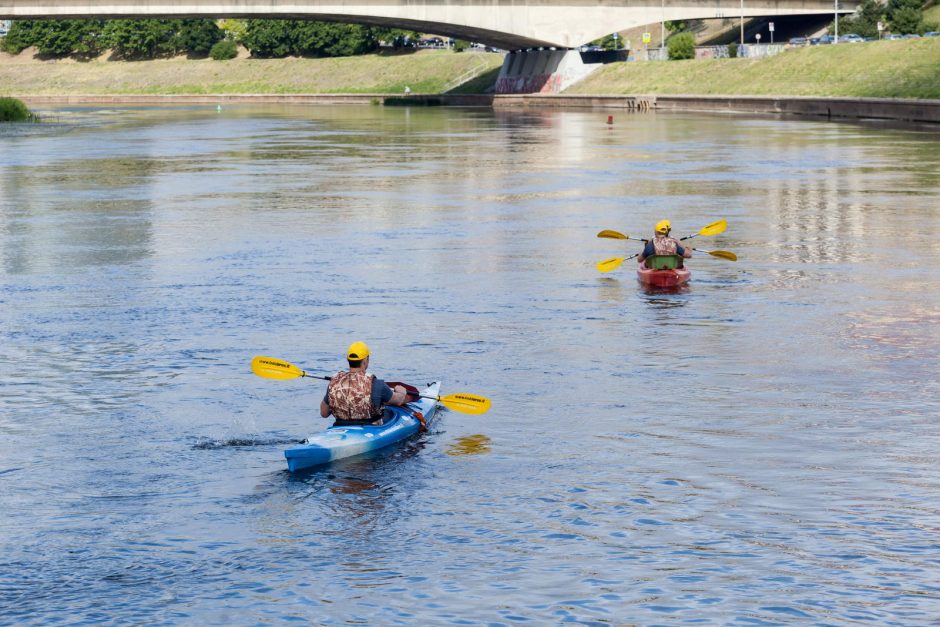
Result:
[840, 34, 865, 43]
[788, 36, 808, 45]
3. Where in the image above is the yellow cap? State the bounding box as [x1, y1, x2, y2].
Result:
[347, 341, 370, 361]
[655, 219, 672, 234]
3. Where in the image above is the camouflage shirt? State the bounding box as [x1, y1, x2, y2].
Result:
[325, 371, 392, 421]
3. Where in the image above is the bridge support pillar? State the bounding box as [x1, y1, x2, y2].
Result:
[494, 49, 604, 94]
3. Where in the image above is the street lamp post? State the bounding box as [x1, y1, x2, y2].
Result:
[661, 0, 666, 55]
[740, 0, 745, 45]
[834, 0, 839, 43]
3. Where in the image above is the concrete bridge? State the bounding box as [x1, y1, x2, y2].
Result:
[0, 0, 856, 50]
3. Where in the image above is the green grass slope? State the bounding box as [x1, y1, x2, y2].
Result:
[567, 39, 940, 99]
[0, 49, 504, 95]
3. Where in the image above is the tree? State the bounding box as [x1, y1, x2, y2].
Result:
[1, 20, 50, 54]
[891, 7, 924, 33]
[242, 19, 296, 57]
[667, 32, 695, 60]
[219, 19, 248, 43]
[591, 33, 623, 50]
[174, 19, 223, 56]
[665, 21, 689, 33]
[293, 22, 378, 57]
[103, 19, 181, 59]
[834, 0, 882, 38]
[0, 19, 105, 56]
[886, 0, 924, 33]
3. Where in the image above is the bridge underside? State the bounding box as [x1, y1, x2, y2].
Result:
[0, 2, 855, 49]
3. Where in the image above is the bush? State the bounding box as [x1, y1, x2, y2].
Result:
[0, 97, 39, 122]
[728, 41, 738, 58]
[453, 39, 469, 52]
[210, 39, 238, 60]
[667, 32, 695, 60]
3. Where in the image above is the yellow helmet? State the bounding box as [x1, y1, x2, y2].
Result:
[347, 341, 370, 361]
[655, 219, 672, 234]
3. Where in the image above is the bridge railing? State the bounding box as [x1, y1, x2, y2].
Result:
[632, 43, 788, 61]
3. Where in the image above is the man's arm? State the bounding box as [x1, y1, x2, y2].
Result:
[637, 240, 655, 264]
[320, 394, 331, 418]
[375, 379, 408, 408]
[388, 385, 407, 406]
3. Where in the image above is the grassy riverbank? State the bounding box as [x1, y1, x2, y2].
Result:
[2, 38, 939, 100]
[0, 48, 504, 95]
[569, 39, 940, 99]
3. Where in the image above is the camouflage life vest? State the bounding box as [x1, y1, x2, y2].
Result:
[327, 371, 381, 421]
[653, 234, 679, 255]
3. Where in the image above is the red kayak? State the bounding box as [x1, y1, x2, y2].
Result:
[637, 263, 691, 288]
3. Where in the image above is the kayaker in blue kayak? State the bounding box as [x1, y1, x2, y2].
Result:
[319, 341, 408, 426]
[637, 219, 693, 266]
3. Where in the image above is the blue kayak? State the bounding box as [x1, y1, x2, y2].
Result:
[284, 382, 441, 472]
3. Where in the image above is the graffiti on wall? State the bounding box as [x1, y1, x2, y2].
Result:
[495, 74, 564, 95]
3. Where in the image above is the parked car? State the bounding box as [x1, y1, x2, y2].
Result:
[840, 33, 865, 43]
[788, 36, 808, 45]
[924, 32, 940, 37]
[902, 33, 921, 39]
[884, 33, 904, 40]
[815, 35, 835, 44]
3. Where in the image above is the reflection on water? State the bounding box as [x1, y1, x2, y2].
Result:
[446, 434, 492, 456]
[1, 105, 940, 625]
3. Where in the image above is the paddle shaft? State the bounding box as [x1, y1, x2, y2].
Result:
[295, 371, 446, 404]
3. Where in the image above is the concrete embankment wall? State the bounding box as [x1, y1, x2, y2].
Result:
[489, 94, 940, 125]
[17, 93, 940, 125]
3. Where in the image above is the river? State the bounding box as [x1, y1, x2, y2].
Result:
[1, 104, 939, 625]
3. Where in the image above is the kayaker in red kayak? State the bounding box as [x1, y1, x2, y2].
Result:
[637, 219, 693, 266]
[320, 341, 408, 426]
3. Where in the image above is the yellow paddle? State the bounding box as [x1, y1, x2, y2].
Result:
[596, 219, 732, 272]
[692, 248, 737, 261]
[680, 219, 727, 241]
[596, 229, 632, 240]
[596, 254, 638, 273]
[250, 356, 492, 415]
[596, 219, 727, 244]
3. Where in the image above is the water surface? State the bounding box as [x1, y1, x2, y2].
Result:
[1, 105, 939, 625]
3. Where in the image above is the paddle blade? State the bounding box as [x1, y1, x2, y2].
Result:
[597, 229, 629, 240]
[699, 219, 727, 237]
[438, 393, 492, 415]
[596, 257, 626, 273]
[251, 356, 305, 380]
[708, 250, 737, 261]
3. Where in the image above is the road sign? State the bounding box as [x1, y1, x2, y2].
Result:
[756, 34, 762, 43]
[769, 22, 774, 32]
[642, 32, 651, 43]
